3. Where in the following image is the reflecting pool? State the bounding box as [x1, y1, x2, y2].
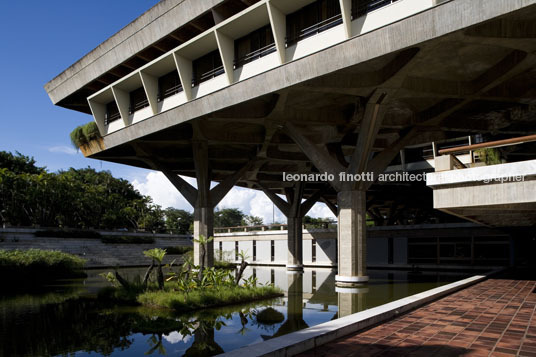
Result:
[0, 267, 474, 356]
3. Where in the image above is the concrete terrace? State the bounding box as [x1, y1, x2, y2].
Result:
[298, 277, 536, 357]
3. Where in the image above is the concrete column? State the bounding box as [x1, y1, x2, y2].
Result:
[193, 206, 214, 267]
[337, 287, 368, 317]
[287, 216, 303, 271]
[287, 272, 303, 319]
[336, 190, 368, 286]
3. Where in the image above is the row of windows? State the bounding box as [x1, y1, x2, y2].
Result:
[104, 0, 397, 124]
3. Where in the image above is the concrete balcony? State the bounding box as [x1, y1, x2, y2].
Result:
[427, 159, 536, 226]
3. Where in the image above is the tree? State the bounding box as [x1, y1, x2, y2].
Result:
[0, 150, 167, 231]
[164, 208, 193, 234]
[0, 151, 44, 175]
[243, 215, 263, 226]
[214, 208, 244, 228]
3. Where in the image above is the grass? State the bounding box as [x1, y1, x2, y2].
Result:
[0, 249, 86, 283]
[163, 246, 192, 254]
[137, 285, 282, 313]
[100, 235, 155, 244]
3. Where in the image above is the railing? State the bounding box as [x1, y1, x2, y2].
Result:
[352, 0, 399, 19]
[129, 98, 149, 114]
[214, 221, 337, 234]
[438, 134, 536, 156]
[193, 65, 225, 86]
[158, 83, 183, 101]
[104, 111, 121, 125]
[286, 14, 343, 47]
[234, 43, 277, 68]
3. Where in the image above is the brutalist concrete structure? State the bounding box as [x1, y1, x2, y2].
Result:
[46, 0, 536, 286]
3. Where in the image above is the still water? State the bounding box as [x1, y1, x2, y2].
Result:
[0, 267, 471, 356]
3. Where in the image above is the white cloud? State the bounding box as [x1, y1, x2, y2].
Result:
[48, 146, 78, 155]
[163, 331, 192, 344]
[131, 171, 336, 224]
[131, 171, 195, 211]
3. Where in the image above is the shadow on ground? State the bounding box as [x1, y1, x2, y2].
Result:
[299, 343, 470, 356]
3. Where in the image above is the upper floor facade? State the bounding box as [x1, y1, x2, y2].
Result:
[47, 0, 448, 136]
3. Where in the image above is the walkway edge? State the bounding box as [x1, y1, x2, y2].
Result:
[219, 273, 492, 357]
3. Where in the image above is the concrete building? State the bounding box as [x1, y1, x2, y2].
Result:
[46, 0, 536, 286]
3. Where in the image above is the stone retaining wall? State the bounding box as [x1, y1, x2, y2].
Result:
[0, 228, 192, 268]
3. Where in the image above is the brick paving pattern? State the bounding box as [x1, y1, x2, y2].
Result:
[299, 279, 536, 357]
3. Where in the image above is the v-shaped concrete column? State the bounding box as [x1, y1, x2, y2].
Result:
[286, 90, 417, 286]
[259, 182, 327, 271]
[133, 141, 253, 268]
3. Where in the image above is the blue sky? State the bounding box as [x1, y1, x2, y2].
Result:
[0, 0, 159, 181]
[0, 1, 334, 222]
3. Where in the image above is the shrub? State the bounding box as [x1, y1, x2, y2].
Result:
[70, 125, 87, 148]
[70, 122, 101, 149]
[82, 122, 100, 141]
[0, 249, 86, 283]
[164, 246, 193, 255]
[101, 235, 155, 244]
[35, 229, 101, 239]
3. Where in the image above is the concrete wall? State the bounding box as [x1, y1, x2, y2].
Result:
[0, 228, 191, 268]
[213, 228, 408, 267]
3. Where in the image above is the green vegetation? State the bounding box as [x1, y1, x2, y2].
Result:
[70, 122, 100, 149]
[164, 245, 192, 255]
[303, 215, 336, 229]
[137, 285, 281, 313]
[164, 208, 193, 234]
[100, 245, 282, 313]
[476, 147, 503, 165]
[0, 151, 166, 231]
[0, 249, 86, 283]
[214, 208, 245, 227]
[100, 235, 155, 244]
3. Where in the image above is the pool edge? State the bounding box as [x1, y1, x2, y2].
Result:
[219, 269, 503, 357]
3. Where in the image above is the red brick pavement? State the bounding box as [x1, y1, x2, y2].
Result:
[298, 279, 536, 357]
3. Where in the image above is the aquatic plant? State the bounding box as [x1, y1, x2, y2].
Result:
[143, 248, 167, 289]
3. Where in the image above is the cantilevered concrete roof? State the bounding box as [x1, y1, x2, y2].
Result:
[44, 0, 262, 112]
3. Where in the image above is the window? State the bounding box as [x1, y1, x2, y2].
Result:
[312, 239, 317, 263]
[235, 241, 239, 261]
[192, 50, 224, 86]
[158, 69, 183, 101]
[312, 271, 317, 292]
[252, 240, 256, 262]
[219, 241, 223, 261]
[270, 240, 275, 262]
[351, 0, 399, 19]
[234, 24, 276, 68]
[129, 87, 149, 114]
[105, 101, 121, 125]
[286, 0, 342, 46]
